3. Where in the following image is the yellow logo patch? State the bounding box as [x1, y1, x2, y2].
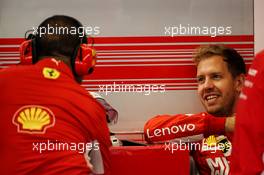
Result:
[12, 105, 55, 134]
[205, 135, 217, 146]
[43, 67, 60, 79]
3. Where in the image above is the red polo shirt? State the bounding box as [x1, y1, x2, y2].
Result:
[0, 58, 111, 175]
[232, 51, 264, 174]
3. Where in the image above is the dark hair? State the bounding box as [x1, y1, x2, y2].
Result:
[36, 15, 84, 60]
[193, 45, 246, 78]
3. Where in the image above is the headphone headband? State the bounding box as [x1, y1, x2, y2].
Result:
[19, 32, 97, 76]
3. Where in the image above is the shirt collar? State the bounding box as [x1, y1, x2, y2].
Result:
[36, 58, 74, 79]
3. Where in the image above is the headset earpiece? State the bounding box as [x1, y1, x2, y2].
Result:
[19, 33, 37, 65]
[19, 31, 97, 76]
[74, 44, 97, 76]
[19, 40, 33, 65]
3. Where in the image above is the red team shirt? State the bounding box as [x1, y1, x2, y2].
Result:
[144, 112, 233, 175]
[0, 58, 111, 175]
[231, 51, 264, 174]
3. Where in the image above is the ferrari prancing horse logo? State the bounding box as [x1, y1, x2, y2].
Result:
[42, 67, 60, 79]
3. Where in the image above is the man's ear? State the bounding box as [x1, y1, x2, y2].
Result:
[235, 74, 245, 92]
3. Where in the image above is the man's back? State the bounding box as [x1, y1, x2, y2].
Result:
[0, 58, 111, 175]
[231, 50, 264, 174]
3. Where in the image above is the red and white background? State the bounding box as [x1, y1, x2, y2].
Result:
[0, 0, 256, 174]
[0, 0, 254, 135]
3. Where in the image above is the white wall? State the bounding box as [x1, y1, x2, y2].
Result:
[254, 0, 264, 53]
[0, 0, 253, 37]
[0, 0, 254, 133]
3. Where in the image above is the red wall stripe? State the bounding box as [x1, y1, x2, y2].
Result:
[89, 35, 254, 44]
[0, 35, 254, 45]
[0, 36, 254, 91]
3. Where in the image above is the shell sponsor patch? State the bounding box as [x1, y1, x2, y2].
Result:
[12, 105, 55, 134]
[42, 67, 60, 79]
[205, 135, 217, 147]
[202, 135, 232, 155]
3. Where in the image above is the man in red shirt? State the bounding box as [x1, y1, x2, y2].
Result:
[231, 50, 264, 174]
[0, 15, 111, 175]
[144, 45, 246, 175]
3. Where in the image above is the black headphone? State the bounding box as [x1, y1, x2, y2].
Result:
[19, 30, 97, 76]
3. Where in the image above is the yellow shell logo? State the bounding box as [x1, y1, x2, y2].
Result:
[13, 106, 55, 134]
[42, 67, 60, 79]
[205, 135, 217, 146]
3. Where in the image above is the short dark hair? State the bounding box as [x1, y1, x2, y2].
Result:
[193, 45, 246, 78]
[36, 15, 84, 59]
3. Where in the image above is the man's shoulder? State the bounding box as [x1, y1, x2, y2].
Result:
[0, 64, 26, 72]
[0, 64, 33, 79]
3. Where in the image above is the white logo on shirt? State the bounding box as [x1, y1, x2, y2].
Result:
[206, 157, 229, 175]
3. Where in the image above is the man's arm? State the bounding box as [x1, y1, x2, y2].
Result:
[144, 112, 229, 143]
[225, 116, 235, 133]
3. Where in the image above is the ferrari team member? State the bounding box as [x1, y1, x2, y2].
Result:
[0, 15, 111, 175]
[231, 50, 264, 174]
[144, 45, 246, 175]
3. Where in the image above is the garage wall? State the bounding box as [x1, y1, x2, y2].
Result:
[255, 0, 264, 53]
[0, 0, 254, 134]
